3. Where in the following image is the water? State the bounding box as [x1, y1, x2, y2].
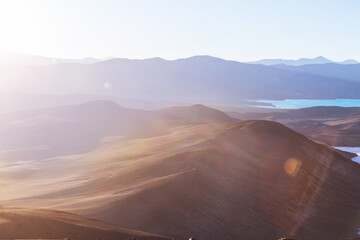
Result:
[253, 99, 360, 109]
[333, 147, 360, 164]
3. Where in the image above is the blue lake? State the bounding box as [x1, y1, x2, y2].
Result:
[333, 147, 360, 164]
[254, 99, 360, 109]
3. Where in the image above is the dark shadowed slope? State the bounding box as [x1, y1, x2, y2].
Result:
[230, 106, 360, 122]
[232, 106, 360, 146]
[0, 207, 169, 240]
[2, 120, 360, 240]
[84, 121, 360, 240]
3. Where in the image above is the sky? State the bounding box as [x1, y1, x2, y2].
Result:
[0, 0, 359, 61]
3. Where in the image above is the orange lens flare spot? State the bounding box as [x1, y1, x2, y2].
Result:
[284, 158, 302, 177]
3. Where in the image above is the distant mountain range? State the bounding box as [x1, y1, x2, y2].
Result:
[272, 63, 360, 83]
[2, 51, 358, 67]
[2, 55, 360, 102]
[248, 56, 359, 66]
[0, 50, 112, 65]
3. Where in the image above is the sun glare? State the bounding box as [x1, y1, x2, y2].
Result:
[0, 0, 53, 55]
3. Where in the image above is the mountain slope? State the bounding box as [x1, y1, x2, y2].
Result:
[156, 104, 235, 126]
[231, 106, 360, 120]
[273, 63, 360, 82]
[0, 101, 234, 160]
[2, 120, 360, 240]
[232, 106, 360, 146]
[86, 121, 360, 240]
[0, 207, 169, 240]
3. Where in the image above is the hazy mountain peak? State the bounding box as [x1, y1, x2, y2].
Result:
[0, 51, 108, 66]
[341, 59, 359, 64]
[249, 56, 358, 66]
[189, 103, 210, 109]
[314, 56, 328, 60]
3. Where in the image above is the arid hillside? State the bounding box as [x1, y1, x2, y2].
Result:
[232, 106, 360, 146]
[0, 206, 170, 240]
[0, 103, 359, 240]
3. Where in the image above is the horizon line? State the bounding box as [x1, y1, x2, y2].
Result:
[1, 49, 359, 63]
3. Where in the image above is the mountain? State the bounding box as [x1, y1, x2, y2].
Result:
[273, 63, 360, 82]
[0, 101, 235, 160]
[0, 50, 109, 66]
[0, 92, 191, 115]
[249, 56, 358, 66]
[232, 106, 360, 120]
[0, 91, 275, 115]
[341, 59, 359, 65]
[0, 207, 169, 240]
[2, 55, 360, 101]
[0, 101, 166, 160]
[156, 104, 235, 126]
[1, 118, 360, 240]
[231, 106, 360, 146]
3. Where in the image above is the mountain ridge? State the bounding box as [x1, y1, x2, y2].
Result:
[249, 56, 359, 66]
[2, 55, 360, 101]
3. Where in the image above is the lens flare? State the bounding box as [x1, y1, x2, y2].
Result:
[284, 158, 301, 177]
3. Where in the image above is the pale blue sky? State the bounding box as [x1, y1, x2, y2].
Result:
[0, 0, 359, 61]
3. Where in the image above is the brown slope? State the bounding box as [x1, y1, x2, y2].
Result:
[81, 121, 360, 240]
[4, 121, 360, 240]
[0, 207, 169, 240]
[232, 106, 360, 146]
[155, 104, 235, 126]
[234, 106, 360, 120]
[288, 116, 360, 147]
